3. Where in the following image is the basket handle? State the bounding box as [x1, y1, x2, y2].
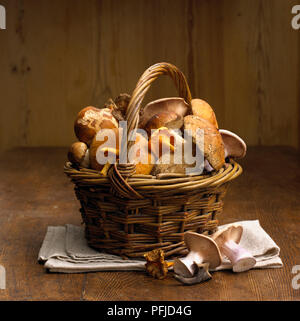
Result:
[109, 63, 192, 199]
[125, 62, 192, 151]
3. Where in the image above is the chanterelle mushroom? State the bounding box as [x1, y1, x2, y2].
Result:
[173, 232, 221, 278]
[219, 129, 247, 159]
[139, 97, 190, 129]
[212, 225, 256, 272]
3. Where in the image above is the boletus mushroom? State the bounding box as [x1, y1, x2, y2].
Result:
[144, 111, 183, 136]
[191, 98, 219, 128]
[68, 142, 90, 168]
[139, 97, 190, 129]
[74, 106, 118, 146]
[173, 232, 221, 279]
[184, 115, 225, 171]
[212, 225, 256, 272]
[219, 129, 247, 159]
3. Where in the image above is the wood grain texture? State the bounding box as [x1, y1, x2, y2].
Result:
[0, 147, 299, 300]
[0, 0, 299, 151]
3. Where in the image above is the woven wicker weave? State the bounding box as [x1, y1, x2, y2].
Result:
[64, 62, 242, 258]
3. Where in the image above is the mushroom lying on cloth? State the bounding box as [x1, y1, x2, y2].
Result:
[173, 232, 221, 284]
[175, 263, 212, 285]
[184, 115, 225, 171]
[212, 225, 256, 272]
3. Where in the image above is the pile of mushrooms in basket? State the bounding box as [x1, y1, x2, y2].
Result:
[67, 93, 254, 285]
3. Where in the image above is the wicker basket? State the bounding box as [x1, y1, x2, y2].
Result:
[64, 62, 242, 259]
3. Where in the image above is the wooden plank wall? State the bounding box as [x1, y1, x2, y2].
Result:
[0, 0, 299, 151]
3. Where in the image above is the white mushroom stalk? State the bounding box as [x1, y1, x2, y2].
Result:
[174, 251, 203, 278]
[212, 225, 256, 273]
[220, 239, 256, 272]
[173, 232, 221, 279]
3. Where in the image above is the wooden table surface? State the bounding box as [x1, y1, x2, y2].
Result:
[0, 146, 299, 301]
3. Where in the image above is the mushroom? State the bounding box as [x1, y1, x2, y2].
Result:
[144, 111, 183, 136]
[148, 127, 179, 159]
[139, 97, 190, 129]
[184, 115, 225, 171]
[204, 159, 214, 173]
[104, 98, 125, 122]
[144, 249, 173, 280]
[114, 93, 131, 116]
[89, 127, 121, 171]
[174, 263, 212, 285]
[173, 232, 222, 278]
[68, 142, 90, 168]
[90, 128, 155, 175]
[74, 106, 118, 146]
[219, 129, 247, 159]
[130, 133, 156, 175]
[212, 225, 256, 272]
[191, 98, 219, 128]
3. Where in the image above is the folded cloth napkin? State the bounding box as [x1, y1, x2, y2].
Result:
[38, 220, 283, 273]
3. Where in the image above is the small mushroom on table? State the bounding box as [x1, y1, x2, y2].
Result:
[173, 232, 221, 283]
[212, 225, 256, 272]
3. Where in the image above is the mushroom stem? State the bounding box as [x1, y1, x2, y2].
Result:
[220, 240, 256, 272]
[174, 252, 203, 278]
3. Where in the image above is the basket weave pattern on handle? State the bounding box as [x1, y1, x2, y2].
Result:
[64, 62, 242, 258]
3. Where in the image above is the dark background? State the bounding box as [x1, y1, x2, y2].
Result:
[0, 0, 299, 151]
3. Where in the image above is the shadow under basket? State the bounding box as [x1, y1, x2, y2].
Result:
[64, 62, 243, 259]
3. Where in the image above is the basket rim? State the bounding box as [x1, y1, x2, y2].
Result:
[64, 159, 242, 196]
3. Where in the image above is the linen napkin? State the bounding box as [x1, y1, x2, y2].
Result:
[38, 220, 283, 273]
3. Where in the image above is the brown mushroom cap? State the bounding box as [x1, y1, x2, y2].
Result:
[219, 129, 247, 159]
[184, 232, 222, 269]
[212, 225, 243, 247]
[74, 106, 118, 146]
[144, 111, 183, 136]
[68, 142, 88, 165]
[139, 97, 190, 129]
[191, 99, 219, 128]
[184, 115, 225, 170]
[89, 127, 121, 171]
